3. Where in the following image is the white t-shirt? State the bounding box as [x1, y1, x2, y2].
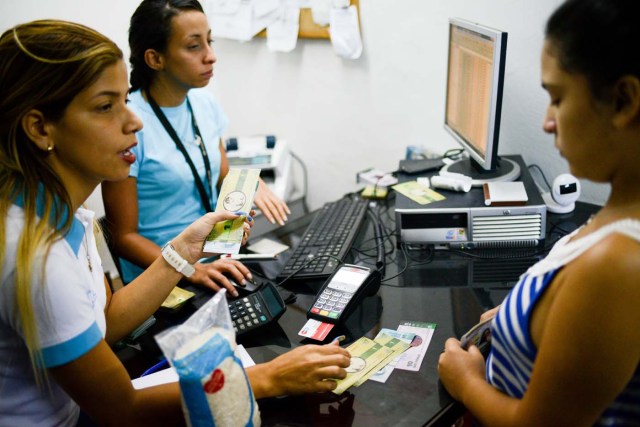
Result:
[0, 203, 106, 427]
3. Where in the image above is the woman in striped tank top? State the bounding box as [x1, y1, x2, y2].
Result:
[438, 1, 640, 425]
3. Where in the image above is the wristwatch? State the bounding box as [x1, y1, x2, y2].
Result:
[161, 241, 195, 277]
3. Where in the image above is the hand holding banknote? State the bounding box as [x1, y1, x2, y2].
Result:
[247, 342, 351, 397]
[171, 211, 245, 265]
[204, 168, 261, 254]
[459, 314, 495, 351]
[332, 337, 394, 395]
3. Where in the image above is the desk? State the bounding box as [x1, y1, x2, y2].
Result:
[118, 198, 599, 427]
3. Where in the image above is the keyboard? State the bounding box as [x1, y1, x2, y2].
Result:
[277, 197, 368, 281]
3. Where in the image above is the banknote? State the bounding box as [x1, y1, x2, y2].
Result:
[368, 329, 417, 384]
[332, 337, 393, 395]
[203, 168, 261, 254]
[160, 286, 195, 312]
[460, 314, 494, 350]
[395, 321, 437, 372]
[353, 332, 412, 386]
[392, 181, 445, 205]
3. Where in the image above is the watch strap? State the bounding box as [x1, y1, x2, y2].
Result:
[161, 241, 196, 277]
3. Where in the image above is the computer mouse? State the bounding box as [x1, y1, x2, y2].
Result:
[225, 274, 261, 295]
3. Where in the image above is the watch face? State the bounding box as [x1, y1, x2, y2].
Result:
[223, 191, 247, 211]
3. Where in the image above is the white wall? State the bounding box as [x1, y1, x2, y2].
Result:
[1, 0, 610, 212]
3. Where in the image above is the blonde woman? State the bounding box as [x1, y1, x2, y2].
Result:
[0, 20, 348, 426]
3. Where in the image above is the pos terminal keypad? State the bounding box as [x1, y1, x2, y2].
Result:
[229, 295, 268, 334]
[310, 288, 352, 319]
[228, 281, 286, 337]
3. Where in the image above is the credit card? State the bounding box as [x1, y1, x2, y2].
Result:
[298, 318, 335, 341]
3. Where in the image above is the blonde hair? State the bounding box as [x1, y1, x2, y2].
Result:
[0, 20, 122, 386]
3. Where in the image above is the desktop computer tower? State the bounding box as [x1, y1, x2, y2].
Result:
[395, 155, 547, 249]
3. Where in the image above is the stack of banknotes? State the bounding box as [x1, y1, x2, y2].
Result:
[333, 322, 436, 394]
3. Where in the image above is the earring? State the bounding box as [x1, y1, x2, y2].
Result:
[47, 145, 54, 152]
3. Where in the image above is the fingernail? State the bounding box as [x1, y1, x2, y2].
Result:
[283, 215, 288, 221]
[331, 335, 346, 344]
[247, 273, 253, 280]
[241, 279, 247, 285]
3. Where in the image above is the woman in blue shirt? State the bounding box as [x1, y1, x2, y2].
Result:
[102, 0, 291, 292]
[438, 1, 640, 425]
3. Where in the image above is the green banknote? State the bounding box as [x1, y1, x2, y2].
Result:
[353, 332, 411, 386]
[332, 337, 393, 395]
[203, 168, 261, 254]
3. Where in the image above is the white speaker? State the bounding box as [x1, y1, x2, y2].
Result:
[541, 173, 581, 214]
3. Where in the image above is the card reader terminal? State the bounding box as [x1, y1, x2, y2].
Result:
[307, 264, 380, 325]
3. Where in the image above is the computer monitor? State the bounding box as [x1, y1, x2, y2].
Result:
[441, 18, 519, 185]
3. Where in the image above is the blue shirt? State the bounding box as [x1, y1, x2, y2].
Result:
[122, 89, 228, 283]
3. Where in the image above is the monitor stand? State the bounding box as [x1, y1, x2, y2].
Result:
[440, 157, 520, 187]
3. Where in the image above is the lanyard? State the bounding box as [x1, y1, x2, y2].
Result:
[146, 90, 214, 212]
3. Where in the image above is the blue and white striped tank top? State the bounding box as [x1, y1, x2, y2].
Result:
[486, 219, 640, 426]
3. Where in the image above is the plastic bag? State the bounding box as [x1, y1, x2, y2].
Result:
[155, 290, 260, 426]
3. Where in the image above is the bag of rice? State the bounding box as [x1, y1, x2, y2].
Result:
[155, 290, 260, 426]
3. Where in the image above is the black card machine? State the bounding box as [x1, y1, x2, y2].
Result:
[230, 281, 286, 336]
[307, 264, 381, 325]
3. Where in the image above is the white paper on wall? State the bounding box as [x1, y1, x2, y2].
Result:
[267, 4, 300, 52]
[329, 5, 362, 59]
[208, 0, 280, 41]
[310, 0, 331, 26]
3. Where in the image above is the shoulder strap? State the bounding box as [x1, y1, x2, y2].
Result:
[596, 218, 640, 241]
[528, 218, 640, 275]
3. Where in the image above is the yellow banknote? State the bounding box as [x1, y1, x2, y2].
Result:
[353, 333, 411, 386]
[332, 337, 393, 395]
[161, 286, 195, 312]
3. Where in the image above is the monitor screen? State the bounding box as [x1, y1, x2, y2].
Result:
[442, 18, 519, 185]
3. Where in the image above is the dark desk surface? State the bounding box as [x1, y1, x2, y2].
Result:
[119, 198, 599, 427]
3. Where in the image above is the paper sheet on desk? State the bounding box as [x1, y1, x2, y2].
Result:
[132, 344, 255, 389]
[247, 238, 289, 255]
[392, 181, 446, 205]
